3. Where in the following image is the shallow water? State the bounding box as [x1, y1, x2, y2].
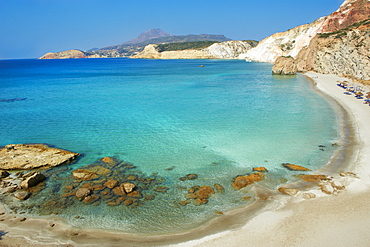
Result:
[0, 58, 340, 233]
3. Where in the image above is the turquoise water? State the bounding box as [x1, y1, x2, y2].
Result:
[0, 58, 339, 233]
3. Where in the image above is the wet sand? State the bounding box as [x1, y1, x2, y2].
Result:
[1, 72, 369, 246]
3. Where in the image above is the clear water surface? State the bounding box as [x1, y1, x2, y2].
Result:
[0, 58, 339, 234]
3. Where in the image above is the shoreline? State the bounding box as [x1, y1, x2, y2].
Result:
[174, 72, 370, 247]
[0, 72, 369, 246]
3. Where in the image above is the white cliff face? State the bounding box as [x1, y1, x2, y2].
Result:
[131, 41, 256, 59]
[205, 41, 256, 59]
[239, 18, 325, 63]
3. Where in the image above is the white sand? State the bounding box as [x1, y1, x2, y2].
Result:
[1, 72, 370, 246]
[174, 72, 370, 247]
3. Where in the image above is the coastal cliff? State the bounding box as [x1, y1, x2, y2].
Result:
[239, 19, 324, 63]
[273, 0, 370, 82]
[131, 40, 257, 59]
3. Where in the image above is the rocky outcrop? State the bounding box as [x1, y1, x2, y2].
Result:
[282, 163, 311, 171]
[272, 56, 297, 75]
[131, 41, 257, 59]
[239, 19, 324, 63]
[273, 0, 370, 82]
[232, 172, 265, 190]
[39, 49, 88, 59]
[296, 25, 370, 81]
[0, 144, 79, 170]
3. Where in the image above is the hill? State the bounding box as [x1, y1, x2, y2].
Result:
[88, 30, 232, 57]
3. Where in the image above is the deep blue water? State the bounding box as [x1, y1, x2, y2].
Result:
[0, 58, 339, 233]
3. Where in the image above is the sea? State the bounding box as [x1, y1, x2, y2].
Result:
[0, 58, 340, 234]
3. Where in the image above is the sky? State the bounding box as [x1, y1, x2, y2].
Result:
[0, 0, 344, 60]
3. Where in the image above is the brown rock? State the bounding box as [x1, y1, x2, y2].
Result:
[75, 188, 91, 199]
[179, 200, 191, 206]
[90, 184, 105, 191]
[62, 192, 76, 198]
[106, 201, 118, 206]
[112, 186, 126, 196]
[214, 184, 225, 194]
[185, 174, 198, 180]
[253, 167, 268, 172]
[81, 183, 92, 188]
[184, 193, 198, 199]
[272, 56, 297, 75]
[7, 186, 17, 193]
[0, 144, 79, 170]
[14, 191, 31, 200]
[82, 195, 100, 204]
[72, 169, 97, 181]
[122, 182, 136, 193]
[101, 157, 116, 164]
[193, 198, 208, 206]
[126, 175, 138, 181]
[21, 172, 46, 189]
[87, 166, 111, 175]
[320, 184, 335, 194]
[154, 186, 169, 193]
[123, 199, 133, 206]
[331, 180, 345, 190]
[232, 172, 265, 190]
[195, 186, 215, 199]
[298, 174, 329, 182]
[278, 187, 299, 196]
[127, 191, 142, 198]
[104, 179, 118, 189]
[282, 163, 311, 171]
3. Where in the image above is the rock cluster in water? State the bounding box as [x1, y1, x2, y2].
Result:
[43, 157, 167, 211]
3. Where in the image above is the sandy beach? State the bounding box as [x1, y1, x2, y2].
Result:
[174, 72, 370, 247]
[1, 72, 370, 246]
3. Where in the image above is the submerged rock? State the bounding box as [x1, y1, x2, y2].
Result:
[232, 172, 265, 190]
[0, 144, 79, 170]
[75, 188, 91, 199]
[282, 163, 311, 171]
[14, 191, 31, 200]
[253, 167, 268, 172]
[214, 184, 225, 193]
[72, 169, 98, 181]
[104, 179, 118, 189]
[21, 172, 46, 189]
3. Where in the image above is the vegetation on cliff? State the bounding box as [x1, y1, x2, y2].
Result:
[156, 41, 220, 52]
[318, 18, 370, 38]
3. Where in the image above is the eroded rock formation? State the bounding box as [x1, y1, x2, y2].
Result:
[0, 144, 79, 170]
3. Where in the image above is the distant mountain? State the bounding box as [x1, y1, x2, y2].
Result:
[125, 28, 172, 44]
[39, 29, 234, 59]
[90, 29, 232, 57]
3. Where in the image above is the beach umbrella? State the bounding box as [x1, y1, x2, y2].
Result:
[356, 91, 363, 96]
